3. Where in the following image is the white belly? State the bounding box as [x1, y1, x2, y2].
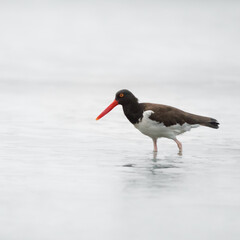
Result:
[134, 110, 199, 139]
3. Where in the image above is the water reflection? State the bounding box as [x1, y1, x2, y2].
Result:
[121, 151, 183, 169]
[122, 164, 136, 167]
[119, 151, 185, 192]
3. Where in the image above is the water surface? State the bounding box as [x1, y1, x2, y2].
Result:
[0, 81, 239, 240]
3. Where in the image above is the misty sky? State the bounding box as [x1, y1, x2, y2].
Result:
[0, 1, 239, 83]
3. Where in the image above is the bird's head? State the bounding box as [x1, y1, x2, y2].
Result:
[96, 89, 138, 120]
[115, 89, 138, 106]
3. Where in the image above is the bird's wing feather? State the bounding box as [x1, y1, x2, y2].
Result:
[141, 103, 218, 127]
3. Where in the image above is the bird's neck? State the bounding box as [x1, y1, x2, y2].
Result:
[122, 101, 143, 124]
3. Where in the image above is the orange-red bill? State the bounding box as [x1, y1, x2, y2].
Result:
[96, 99, 119, 120]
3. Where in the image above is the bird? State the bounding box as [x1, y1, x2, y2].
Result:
[96, 89, 219, 153]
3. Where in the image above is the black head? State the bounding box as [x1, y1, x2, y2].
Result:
[96, 89, 141, 122]
[115, 89, 138, 106]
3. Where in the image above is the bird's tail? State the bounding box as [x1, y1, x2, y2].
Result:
[184, 112, 220, 129]
[200, 118, 219, 129]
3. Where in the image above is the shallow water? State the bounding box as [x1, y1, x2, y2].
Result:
[0, 80, 240, 240]
[1, 1, 240, 239]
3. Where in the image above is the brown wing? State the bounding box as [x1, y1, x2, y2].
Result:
[141, 103, 219, 128]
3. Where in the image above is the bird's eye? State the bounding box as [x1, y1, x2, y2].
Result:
[119, 93, 124, 98]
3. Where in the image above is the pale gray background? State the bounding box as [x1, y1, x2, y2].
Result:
[0, 1, 240, 240]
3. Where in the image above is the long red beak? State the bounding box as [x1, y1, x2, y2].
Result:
[96, 99, 119, 120]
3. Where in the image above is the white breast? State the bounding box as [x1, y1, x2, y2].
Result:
[134, 110, 199, 139]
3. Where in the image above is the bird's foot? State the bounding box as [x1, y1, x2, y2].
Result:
[152, 151, 157, 161]
[174, 139, 183, 155]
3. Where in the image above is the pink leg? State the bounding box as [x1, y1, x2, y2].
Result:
[153, 138, 158, 152]
[174, 138, 182, 153]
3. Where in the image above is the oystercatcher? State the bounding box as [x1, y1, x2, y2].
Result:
[96, 89, 219, 153]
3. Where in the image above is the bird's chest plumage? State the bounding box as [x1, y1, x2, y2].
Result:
[122, 104, 143, 124]
[134, 110, 197, 139]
